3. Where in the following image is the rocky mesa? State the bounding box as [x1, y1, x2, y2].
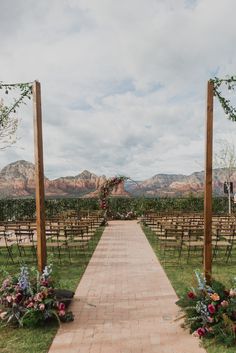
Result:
[0, 160, 235, 198]
[0, 160, 106, 198]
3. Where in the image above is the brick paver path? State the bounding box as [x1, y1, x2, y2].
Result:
[49, 220, 206, 353]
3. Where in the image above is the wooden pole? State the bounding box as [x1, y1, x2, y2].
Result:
[33, 80, 47, 272]
[204, 80, 214, 283]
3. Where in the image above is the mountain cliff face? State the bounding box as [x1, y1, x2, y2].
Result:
[0, 160, 39, 197]
[47, 171, 106, 196]
[0, 160, 236, 198]
[0, 161, 105, 198]
[132, 169, 236, 196]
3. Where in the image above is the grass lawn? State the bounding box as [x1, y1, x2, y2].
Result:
[142, 224, 236, 353]
[0, 226, 104, 353]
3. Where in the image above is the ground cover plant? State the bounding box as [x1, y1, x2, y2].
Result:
[143, 224, 236, 353]
[0, 227, 104, 353]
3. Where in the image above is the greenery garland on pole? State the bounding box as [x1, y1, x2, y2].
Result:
[0, 82, 33, 148]
[99, 176, 129, 224]
[210, 76, 236, 121]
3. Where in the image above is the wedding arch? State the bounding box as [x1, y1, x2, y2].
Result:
[0, 80, 46, 272]
[204, 76, 236, 282]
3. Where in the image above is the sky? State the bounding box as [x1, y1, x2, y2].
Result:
[1, 0, 236, 180]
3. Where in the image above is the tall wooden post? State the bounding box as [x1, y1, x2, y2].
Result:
[204, 80, 214, 283]
[33, 81, 47, 272]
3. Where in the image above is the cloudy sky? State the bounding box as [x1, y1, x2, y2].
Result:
[1, 0, 236, 180]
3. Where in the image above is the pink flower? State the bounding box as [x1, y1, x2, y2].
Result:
[27, 301, 34, 308]
[208, 304, 215, 314]
[192, 330, 199, 337]
[197, 327, 206, 337]
[34, 293, 43, 302]
[207, 316, 214, 323]
[187, 291, 196, 299]
[6, 295, 12, 303]
[58, 302, 65, 311]
[229, 289, 236, 297]
[0, 311, 7, 320]
[2, 279, 11, 288]
[221, 300, 229, 307]
[58, 310, 65, 317]
[39, 303, 45, 311]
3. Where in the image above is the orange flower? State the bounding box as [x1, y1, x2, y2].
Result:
[210, 293, 220, 301]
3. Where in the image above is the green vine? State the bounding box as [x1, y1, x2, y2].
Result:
[210, 76, 236, 122]
[0, 82, 33, 126]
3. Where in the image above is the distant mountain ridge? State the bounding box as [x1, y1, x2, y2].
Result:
[0, 160, 235, 198]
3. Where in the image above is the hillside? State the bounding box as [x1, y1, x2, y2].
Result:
[0, 160, 235, 198]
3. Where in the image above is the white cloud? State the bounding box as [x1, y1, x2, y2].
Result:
[1, 0, 236, 180]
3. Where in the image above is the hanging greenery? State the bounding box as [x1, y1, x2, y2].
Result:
[210, 76, 236, 122]
[0, 82, 33, 124]
[0, 82, 33, 149]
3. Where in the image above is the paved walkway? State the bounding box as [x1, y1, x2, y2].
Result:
[49, 221, 206, 353]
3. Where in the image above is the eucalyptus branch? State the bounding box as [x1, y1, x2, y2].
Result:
[0, 81, 33, 149]
[0, 82, 33, 124]
[210, 76, 236, 122]
[3, 86, 32, 120]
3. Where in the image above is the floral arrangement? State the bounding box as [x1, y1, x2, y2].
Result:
[0, 265, 73, 327]
[176, 270, 236, 347]
[99, 176, 128, 210]
[112, 211, 136, 220]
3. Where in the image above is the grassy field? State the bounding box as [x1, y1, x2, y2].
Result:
[142, 224, 236, 353]
[0, 227, 104, 353]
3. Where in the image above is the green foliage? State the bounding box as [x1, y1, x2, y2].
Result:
[0, 82, 33, 125]
[0, 196, 231, 221]
[211, 76, 236, 122]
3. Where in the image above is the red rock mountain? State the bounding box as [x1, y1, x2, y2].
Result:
[0, 160, 235, 198]
[0, 160, 104, 197]
[130, 170, 236, 197]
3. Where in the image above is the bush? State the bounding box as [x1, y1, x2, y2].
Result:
[0, 196, 230, 221]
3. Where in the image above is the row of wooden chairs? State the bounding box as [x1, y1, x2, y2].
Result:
[0, 211, 104, 264]
[143, 212, 236, 263]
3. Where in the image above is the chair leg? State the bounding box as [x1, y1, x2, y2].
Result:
[226, 245, 232, 263]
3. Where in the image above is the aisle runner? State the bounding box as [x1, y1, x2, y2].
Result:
[49, 220, 206, 353]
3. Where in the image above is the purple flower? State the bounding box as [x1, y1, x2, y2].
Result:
[18, 266, 30, 293]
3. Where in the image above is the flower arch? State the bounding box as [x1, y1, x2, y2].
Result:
[99, 176, 129, 211]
